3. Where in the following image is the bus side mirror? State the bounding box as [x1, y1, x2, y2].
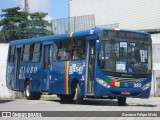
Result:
[96, 40, 100, 50]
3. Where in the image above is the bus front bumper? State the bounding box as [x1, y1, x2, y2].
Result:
[94, 84, 151, 98]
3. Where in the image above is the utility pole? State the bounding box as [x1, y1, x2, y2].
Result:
[24, 0, 29, 13]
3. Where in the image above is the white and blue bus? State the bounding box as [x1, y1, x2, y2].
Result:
[6, 28, 152, 105]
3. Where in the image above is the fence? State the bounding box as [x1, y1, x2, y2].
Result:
[96, 23, 119, 29]
[0, 14, 120, 42]
[52, 14, 95, 34]
[52, 14, 119, 35]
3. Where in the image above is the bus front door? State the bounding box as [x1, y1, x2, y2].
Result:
[86, 41, 95, 95]
[14, 47, 21, 90]
[42, 45, 52, 91]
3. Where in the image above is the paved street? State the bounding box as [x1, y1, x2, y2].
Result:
[0, 95, 160, 120]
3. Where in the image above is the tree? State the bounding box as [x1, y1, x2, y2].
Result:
[0, 7, 29, 42]
[28, 12, 52, 37]
[0, 7, 52, 43]
[0, 31, 4, 42]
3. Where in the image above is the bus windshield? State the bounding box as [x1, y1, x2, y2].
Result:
[98, 30, 152, 74]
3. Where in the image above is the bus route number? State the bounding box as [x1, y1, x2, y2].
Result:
[134, 83, 142, 88]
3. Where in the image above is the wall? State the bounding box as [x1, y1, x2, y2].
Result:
[69, 0, 160, 30]
[151, 33, 160, 96]
[0, 44, 21, 99]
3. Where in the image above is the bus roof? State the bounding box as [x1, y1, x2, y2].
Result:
[9, 28, 149, 45]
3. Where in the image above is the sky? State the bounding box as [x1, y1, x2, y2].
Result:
[0, 0, 69, 20]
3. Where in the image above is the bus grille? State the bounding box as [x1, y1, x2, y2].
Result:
[108, 76, 145, 82]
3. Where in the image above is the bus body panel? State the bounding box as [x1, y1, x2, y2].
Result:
[67, 60, 86, 96]
[49, 61, 66, 94]
[94, 64, 152, 98]
[6, 28, 152, 100]
[49, 60, 86, 96]
[6, 64, 15, 90]
[95, 72, 151, 98]
[6, 46, 22, 91]
[18, 62, 42, 92]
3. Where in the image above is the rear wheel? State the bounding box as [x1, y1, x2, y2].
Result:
[24, 81, 41, 100]
[58, 94, 75, 102]
[75, 84, 83, 104]
[34, 93, 41, 100]
[117, 97, 126, 106]
[25, 81, 34, 100]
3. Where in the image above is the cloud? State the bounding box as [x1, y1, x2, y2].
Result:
[29, 0, 53, 21]
[28, 0, 51, 13]
[44, 15, 52, 21]
[15, 0, 51, 13]
[15, 0, 52, 21]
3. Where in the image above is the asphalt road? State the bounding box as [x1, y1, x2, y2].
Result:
[0, 95, 160, 120]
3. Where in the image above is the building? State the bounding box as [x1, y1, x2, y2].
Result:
[69, 0, 160, 31]
[69, 0, 160, 96]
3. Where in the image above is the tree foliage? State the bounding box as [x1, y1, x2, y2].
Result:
[0, 31, 3, 42]
[28, 12, 52, 37]
[0, 7, 52, 43]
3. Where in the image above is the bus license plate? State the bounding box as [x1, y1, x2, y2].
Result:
[121, 91, 130, 95]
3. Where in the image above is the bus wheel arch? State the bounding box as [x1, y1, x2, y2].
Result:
[71, 79, 79, 95]
[24, 78, 30, 89]
[24, 78, 41, 100]
[71, 79, 84, 104]
[24, 79, 33, 100]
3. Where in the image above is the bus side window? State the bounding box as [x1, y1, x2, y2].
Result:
[8, 46, 15, 63]
[30, 44, 34, 61]
[52, 43, 57, 61]
[72, 37, 86, 60]
[57, 39, 71, 61]
[22, 44, 30, 62]
[32, 43, 41, 62]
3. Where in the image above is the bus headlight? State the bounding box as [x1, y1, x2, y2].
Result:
[141, 82, 151, 90]
[96, 78, 110, 88]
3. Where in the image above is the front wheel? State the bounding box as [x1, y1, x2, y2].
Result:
[117, 97, 126, 106]
[75, 84, 83, 104]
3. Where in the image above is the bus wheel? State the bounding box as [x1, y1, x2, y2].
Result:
[117, 97, 126, 106]
[34, 93, 41, 100]
[75, 84, 83, 104]
[58, 94, 75, 102]
[25, 81, 34, 100]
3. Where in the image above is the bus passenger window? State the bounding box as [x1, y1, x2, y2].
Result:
[52, 43, 57, 61]
[8, 46, 15, 63]
[72, 49, 85, 60]
[72, 37, 86, 60]
[58, 49, 69, 60]
[57, 39, 71, 61]
[72, 50, 78, 59]
[32, 43, 41, 62]
[44, 46, 50, 69]
[22, 44, 30, 62]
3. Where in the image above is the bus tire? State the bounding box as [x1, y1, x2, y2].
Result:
[34, 93, 41, 100]
[24, 81, 35, 100]
[75, 84, 83, 104]
[58, 94, 75, 102]
[117, 97, 126, 106]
